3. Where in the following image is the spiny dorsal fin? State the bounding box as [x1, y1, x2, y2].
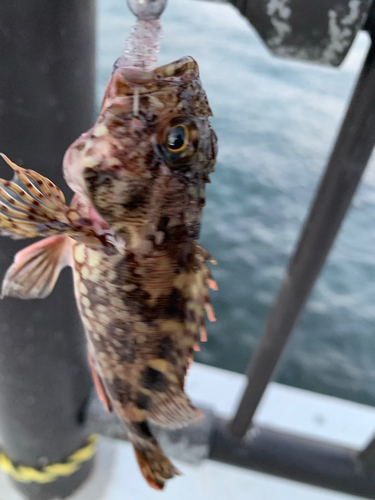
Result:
[0, 155, 124, 249]
[2, 154, 66, 205]
[0, 154, 72, 239]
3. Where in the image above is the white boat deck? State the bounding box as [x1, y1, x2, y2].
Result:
[2, 363, 375, 499]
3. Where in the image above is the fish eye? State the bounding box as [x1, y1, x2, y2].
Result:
[166, 125, 189, 153]
[157, 116, 199, 169]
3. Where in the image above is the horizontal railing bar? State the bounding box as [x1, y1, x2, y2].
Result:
[210, 419, 375, 499]
[358, 434, 375, 468]
[87, 395, 375, 498]
[229, 38, 375, 439]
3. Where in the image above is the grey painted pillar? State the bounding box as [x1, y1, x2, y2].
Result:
[0, 1, 96, 499]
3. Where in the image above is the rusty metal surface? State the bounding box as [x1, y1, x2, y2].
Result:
[226, 0, 373, 65]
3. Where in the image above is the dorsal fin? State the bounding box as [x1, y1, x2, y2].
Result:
[0, 155, 123, 249]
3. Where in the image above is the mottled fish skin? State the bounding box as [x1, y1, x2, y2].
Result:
[63, 56, 217, 246]
[64, 56, 218, 488]
[73, 240, 213, 424]
[0, 56, 218, 490]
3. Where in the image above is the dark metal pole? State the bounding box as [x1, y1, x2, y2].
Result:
[211, 420, 375, 499]
[358, 434, 375, 469]
[230, 39, 375, 439]
[0, 1, 95, 499]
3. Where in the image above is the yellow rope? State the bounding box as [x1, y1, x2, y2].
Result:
[0, 434, 98, 484]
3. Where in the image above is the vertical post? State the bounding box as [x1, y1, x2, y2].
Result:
[230, 39, 375, 439]
[0, 1, 96, 499]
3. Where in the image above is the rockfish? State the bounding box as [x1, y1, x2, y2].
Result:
[0, 56, 217, 489]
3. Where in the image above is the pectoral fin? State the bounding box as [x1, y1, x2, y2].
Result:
[1, 235, 73, 299]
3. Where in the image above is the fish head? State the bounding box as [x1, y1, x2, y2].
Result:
[63, 56, 218, 249]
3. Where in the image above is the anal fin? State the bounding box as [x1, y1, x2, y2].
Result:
[1, 235, 72, 299]
[148, 390, 203, 429]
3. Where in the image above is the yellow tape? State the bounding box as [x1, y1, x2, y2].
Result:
[0, 434, 98, 484]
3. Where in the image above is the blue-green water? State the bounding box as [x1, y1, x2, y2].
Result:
[98, 0, 375, 406]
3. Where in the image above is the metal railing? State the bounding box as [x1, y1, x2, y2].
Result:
[2, 0, 375, 498]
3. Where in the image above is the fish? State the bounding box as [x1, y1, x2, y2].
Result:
[0, 55, 218, 489]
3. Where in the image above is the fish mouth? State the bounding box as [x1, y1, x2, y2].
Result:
[121, 67, 155, 87]
[110, 56, 200, 97]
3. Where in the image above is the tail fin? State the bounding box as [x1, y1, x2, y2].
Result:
[129, 421, 181, 490]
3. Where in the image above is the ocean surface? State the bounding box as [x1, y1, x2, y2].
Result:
[98, 0, 375, 407]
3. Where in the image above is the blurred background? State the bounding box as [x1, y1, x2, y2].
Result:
[2, 1, 375, 498]
[98, 0, 375, 406]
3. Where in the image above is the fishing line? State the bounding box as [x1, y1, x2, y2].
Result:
[133, 87, 140, 116]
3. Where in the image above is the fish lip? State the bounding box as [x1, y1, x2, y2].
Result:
[121, 68, 155, 86]
[112, 55, 200, 91]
